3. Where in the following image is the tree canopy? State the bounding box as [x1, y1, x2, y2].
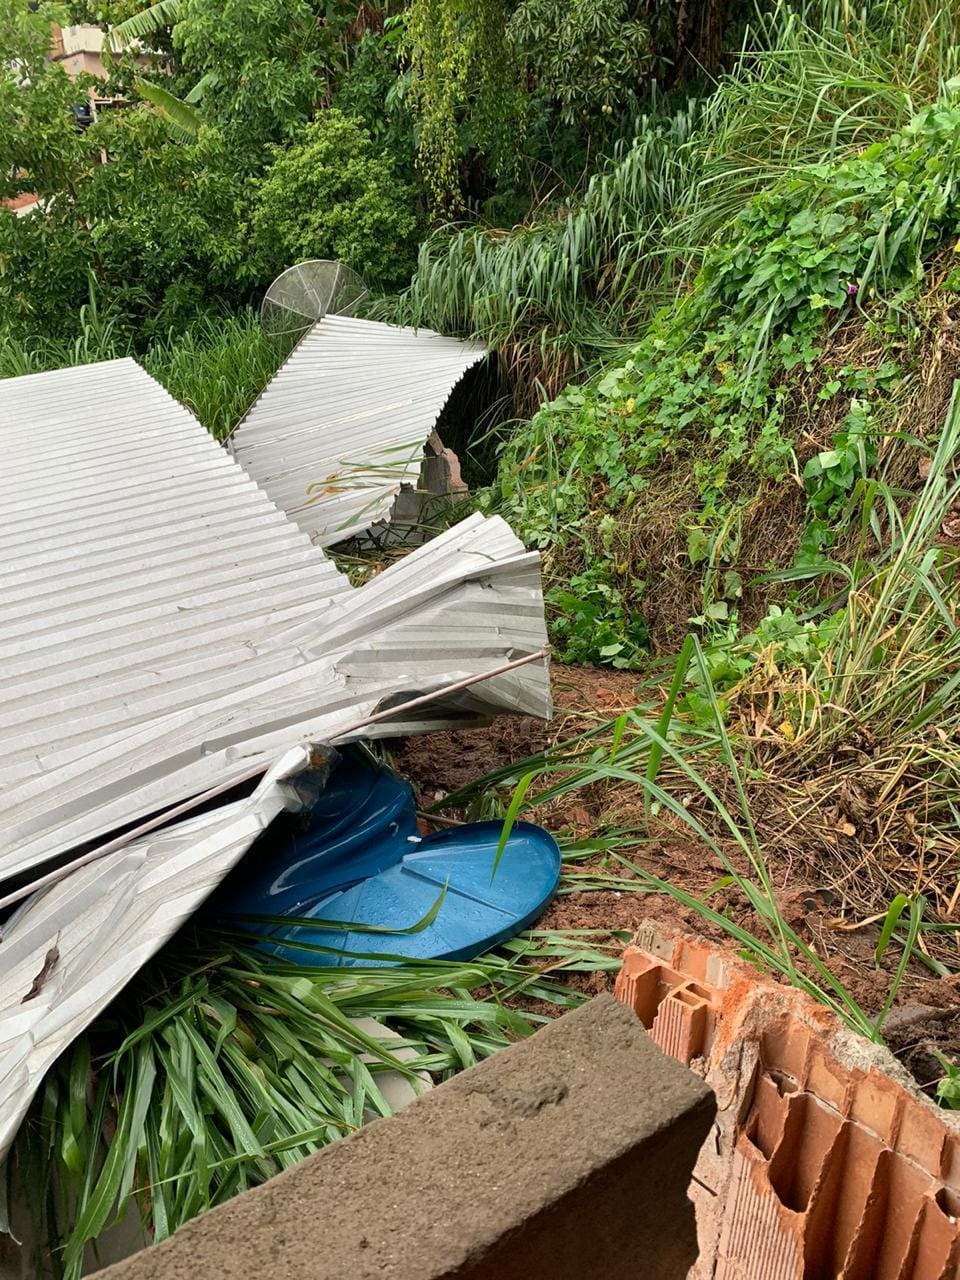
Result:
[0, 0, 771, 344]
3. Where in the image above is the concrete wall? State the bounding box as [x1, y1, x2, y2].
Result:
[93, 994, 715, 1280]
[50, 24, 108, 80]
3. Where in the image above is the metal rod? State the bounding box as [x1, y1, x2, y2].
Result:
[0, 647, 549, 914]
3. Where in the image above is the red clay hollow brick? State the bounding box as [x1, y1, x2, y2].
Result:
[615, 922, 960, 1280]
[613, 949, 719, 1065]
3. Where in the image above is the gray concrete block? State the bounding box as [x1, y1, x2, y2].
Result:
[92, 994, 715, 1280]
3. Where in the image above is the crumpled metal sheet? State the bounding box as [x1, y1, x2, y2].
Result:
[0, 746, 324, 1165]
[0, 353, 549, 1169]
[0, 359, 549, 885]
[0, 358, 547, 1172]
[230, 315, 486, 546]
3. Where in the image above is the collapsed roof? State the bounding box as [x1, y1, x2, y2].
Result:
[0, 355, 549, 1161]
[0, 357, 547, 882]
[230, 316, 487, 546]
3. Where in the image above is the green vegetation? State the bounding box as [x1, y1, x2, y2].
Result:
[387, 1, 959, 395]
[0, 0, 415, 342]
[16, 931, 619, 1277]
[403, 0, 522, 212]
[934, 1052, 960, 1107]
[0, 302, 288, 439]
[436, 400, 960, 1036]
[251, 112, 419, 289]
[495, 96, 960, 660]
[142, 316, 295, 439]
[1, 0, 744, 348]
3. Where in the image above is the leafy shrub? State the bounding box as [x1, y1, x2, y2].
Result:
[496, 101, 960, 662]
[0, 91, 252, 343]
[0, 208, 94, 344]
[0, 0, 102, 338]
[333, 25, 416, 180]
[0, 4, 414, 344]
[548, 567, 649, 667]
[508, 0, 655, 139]
[84, 110, 253, 335]
[803, 399, 878, 520]
[681, 604, 838, 725]
[172, 0, 329, 162]
[251, 110, 420, 290]
[0, 277, 129, 375]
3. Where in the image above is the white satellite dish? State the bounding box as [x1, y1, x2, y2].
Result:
[260, 260, 369, 337]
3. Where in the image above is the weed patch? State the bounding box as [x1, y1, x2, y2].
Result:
[496, 102, 960, 658]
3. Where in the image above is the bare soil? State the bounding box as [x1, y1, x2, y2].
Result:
[393, 662, 960, 1102]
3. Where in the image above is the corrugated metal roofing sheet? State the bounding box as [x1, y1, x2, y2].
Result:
[0, 353, 549, 1169]
[230, 315, 486, 546]
[0, 746, 320, 1163]
[0, 358, 549, 885]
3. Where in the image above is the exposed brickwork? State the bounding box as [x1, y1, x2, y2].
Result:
[615, 951, 720, 1064]
[616, 925, 960, 1280]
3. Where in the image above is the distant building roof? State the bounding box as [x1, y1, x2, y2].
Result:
[0, 194, 39, 217]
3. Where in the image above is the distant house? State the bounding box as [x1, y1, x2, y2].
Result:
[2, 24, 129, 219]
[0, 193, 39, 217]
[49, 23, 128, 121]
[49, 23, 107, 77]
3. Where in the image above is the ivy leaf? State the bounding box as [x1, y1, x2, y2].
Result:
[597, 370, 622, 396]
[687, 527, 710, 565]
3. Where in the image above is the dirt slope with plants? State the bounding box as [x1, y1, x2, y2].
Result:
[495, 102, 960, 662]
[397, 625, 960, 1103]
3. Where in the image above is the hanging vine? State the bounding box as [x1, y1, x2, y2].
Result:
[404, 0, 522, 214]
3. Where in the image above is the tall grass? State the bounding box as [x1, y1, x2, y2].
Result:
[0, 284, 130, 375]
[0, 304, 288, 441]
[143, 314, 293, 440]
[377, 100, 701, 400]
[672, 0, 960, 260]
[377, 0, 960, 400]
